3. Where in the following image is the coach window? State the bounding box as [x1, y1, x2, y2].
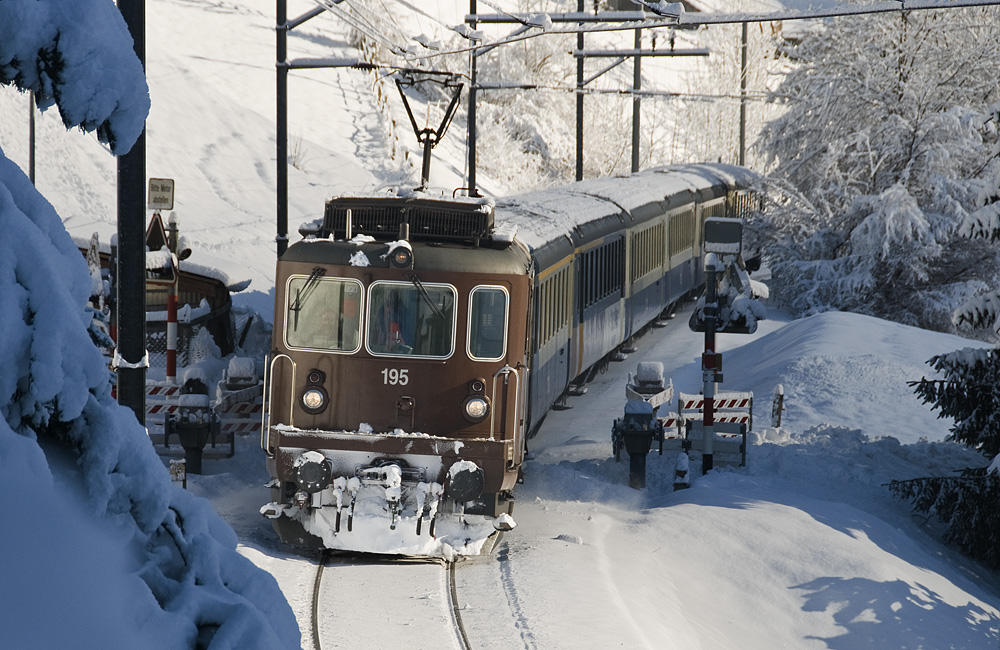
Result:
[367, 281, 456, 358]
[285, 276, 363, 353]
[468, 286, 509, 361]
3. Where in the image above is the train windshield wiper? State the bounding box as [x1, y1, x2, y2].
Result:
[407, 271, 445, 320]
[290, 266, 326, 330]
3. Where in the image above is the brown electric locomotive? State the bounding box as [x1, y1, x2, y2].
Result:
[261, 195, 532, 557]
[261, 164, 759, 558]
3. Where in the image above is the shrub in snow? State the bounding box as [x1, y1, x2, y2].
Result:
[888, 470, 1000, 570]
[912, 347, 1000, 457]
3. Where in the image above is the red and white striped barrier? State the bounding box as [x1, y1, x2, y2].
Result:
[682, 412, 752, 426]
[145, 380, 263, 438]
[678, 391, 753, 411]
[675, 390, 754, 436]
[147, 384, 180, 398]
[216, 382, 263, 436]
[146, 382, 181, 434]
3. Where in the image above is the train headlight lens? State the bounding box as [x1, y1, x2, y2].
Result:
[390, 246, 413, 269]
[301, 388, 327, 413]
[463, 396, 489, 422]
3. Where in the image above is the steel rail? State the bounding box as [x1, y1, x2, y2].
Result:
[311, 550, 333, 650]
[448, 561, 474, 650]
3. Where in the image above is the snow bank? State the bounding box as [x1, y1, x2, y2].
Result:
[0, 0, 299, 634]
[0, 148, 300, 648]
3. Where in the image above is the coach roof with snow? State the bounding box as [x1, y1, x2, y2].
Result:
[496, 163, 759, 265]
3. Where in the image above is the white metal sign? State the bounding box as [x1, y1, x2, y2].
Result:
[148, 178, 175, 211]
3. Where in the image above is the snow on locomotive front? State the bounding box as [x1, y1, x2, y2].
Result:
[261, 195, 531, 558]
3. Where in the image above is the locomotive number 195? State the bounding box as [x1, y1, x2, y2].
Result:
[381, 368, 409, 386]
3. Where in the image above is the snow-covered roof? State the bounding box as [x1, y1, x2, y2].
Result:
[496, 163, 757, 251]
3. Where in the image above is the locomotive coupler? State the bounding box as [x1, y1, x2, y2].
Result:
[384, 465, 403, 530]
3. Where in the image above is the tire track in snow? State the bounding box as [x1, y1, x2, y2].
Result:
[497, 542, 539, 650]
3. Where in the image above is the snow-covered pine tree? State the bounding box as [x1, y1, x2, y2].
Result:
[0, 2, 300, 646]
[755, 8, 1000, 330]
[953, 103, 1000, 332]
[896, 116, 1000, 569]
[912, 346, 1000, 457]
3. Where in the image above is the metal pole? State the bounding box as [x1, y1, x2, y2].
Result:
[631, 28, 641, 173]
[468, 0, 479, 196]
[702, 262, 717, 474]
[28, 92, 35, 185]
[166, 213, 179, 384]
[575, 0, 584, 181]
[739, 21, 747, 167]
[116, 0, 147, 425]
[277, 0, 289, 257]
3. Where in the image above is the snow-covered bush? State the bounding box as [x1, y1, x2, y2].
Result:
[0, 147, 300, 649]
[756, 8, 1000, 331]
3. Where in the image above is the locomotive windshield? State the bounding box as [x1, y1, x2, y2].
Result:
[468, 286, 508, 361]
[284, 276, 363, 353]
[367, 282, 456, 357]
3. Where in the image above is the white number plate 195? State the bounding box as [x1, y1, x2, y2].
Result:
[381, 368, 409, 385]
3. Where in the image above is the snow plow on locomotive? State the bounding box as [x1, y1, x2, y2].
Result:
[260, 196, 532, 557]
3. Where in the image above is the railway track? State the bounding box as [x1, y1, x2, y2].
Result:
[310, 551, 474, 650]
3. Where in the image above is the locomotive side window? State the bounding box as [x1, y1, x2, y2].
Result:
[367, 281, 456, 358]
[284, 276, 364, 353]
[468, 286, 509, 361]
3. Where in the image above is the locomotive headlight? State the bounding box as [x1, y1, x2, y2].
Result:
[301, 387, 327, 413]
[390, 246, 413, 269]
[387, 240, 413, 269]
[463, 396, 490, 422]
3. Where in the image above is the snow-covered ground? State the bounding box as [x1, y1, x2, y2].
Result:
[3, 0, 1000, 648]
[190, 303, 1000, 649]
